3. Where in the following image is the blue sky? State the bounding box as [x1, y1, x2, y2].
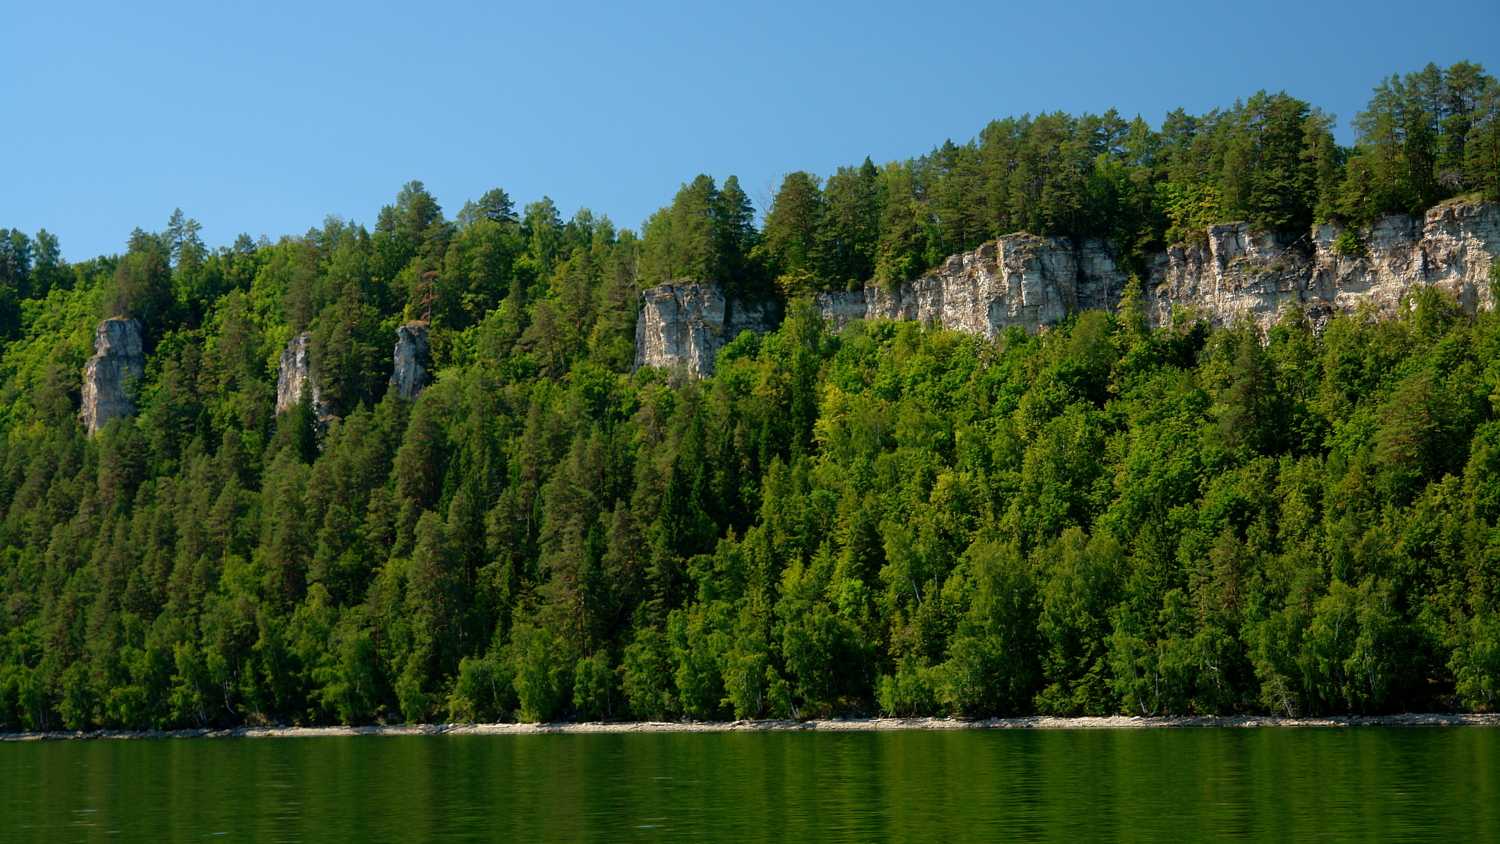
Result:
[4, 1, 1497, 260]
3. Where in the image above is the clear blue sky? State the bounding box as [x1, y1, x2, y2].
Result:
[4, 0, 1497, 260]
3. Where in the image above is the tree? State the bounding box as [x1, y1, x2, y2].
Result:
[938, 541, 1040, 715]
[761, 172, 824, 294]
[523, 197, 564, 277]
[0, 228, 27, 337]
[622, 627, 677, 720]
[714, 175, 758, 290]
[1035, 529, 1122, 715]
[459, 187, 518, 228]
[640, 175, 737, 286]
[106, 230, 174, 332]
[820, 159, 881, 289]
[406, 511, 465, 689]
[310, 273, 383, 417]
[874, 164, 926, 287]
[1345, 62, 1498, 220]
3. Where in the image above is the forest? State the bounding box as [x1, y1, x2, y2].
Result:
[1, 62, 1499, 730]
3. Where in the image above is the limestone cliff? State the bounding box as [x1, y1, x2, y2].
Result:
[391, 322, 431, 400]
[80, 317, 145, 435]
[275, 332, 332, 421]
[815, 234, 1125, 338]
[635, 200, 1500, 374]
[634, 283, 780, 378]
[1145, 200, 1500, 329]
[1313, 200, 1499, 318]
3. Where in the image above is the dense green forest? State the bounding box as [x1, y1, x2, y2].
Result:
[1, 63, 1499, 730]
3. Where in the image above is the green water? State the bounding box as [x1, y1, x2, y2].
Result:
[2, 728, 1497, 842]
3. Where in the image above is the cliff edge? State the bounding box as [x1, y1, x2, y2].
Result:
[634, 283, 780, 378]
[636, 200, 1500, 374]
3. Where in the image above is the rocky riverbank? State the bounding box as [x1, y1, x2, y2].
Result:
[6, 713, 1499, 741]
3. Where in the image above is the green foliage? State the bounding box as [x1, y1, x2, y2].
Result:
[639, 174, 760, 294]
[510, 622, 572, 723]
[448, 652, 514, 722]
[736, 62, 1493, 294]
[878, 656, 939, 716]
[1, 64, 1497, 733]
[622, 628, 677, 721]
[1451, 612, 1500, 711]
[761, 172, 826, 295]
[105, 230, 175, 333]
[1342, 62, 1500, 222]
[1331, 228, 1364, 257]
[935, 541, 1040, 716]
[572, 651, 617, 721]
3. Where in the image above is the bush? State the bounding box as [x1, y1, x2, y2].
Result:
[510, 624, 572, 723]
[447, 652, 514, 722]
[1331, 228, 1364, 257]
[572, 651, 618, 721]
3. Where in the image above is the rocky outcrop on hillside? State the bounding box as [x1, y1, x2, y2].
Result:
[1144, 200, 1500, 328]
[275, 332, 332, 422]
[391, 322, 431, 400]
[1145, 224, 1308, 327]
[635, 200, 1500, 374]
[80, 317, 145, 435]
[815, 234, 1126, 337]
[634, 283, 781, 378]
[1315, 200, 1499, 317]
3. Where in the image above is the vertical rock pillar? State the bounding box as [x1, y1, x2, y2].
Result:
[275, 331, 333, 423]
[80, 317, 145, 435]
[390, 322, 431, 400]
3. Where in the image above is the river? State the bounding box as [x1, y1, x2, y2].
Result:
[3, 727, 1496, 841]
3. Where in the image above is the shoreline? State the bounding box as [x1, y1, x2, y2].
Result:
[4, 713, 1499, 741]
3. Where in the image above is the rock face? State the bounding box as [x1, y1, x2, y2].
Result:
[1313, 201, 1500, 318]
[391, 322, 431, 400]
[1144, 200, 1500, 329]
[1145, 224, 1308, 328]
[80, 317, 145, 435]
[815, 234, 1126, 338]
[275, 332, 331, 421]
[635, 200, 1500, 374]
[634, 283, 781, 377]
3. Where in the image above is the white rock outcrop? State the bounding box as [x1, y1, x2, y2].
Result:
[80, 317, 145, 435]
[275, 332, 333, 422]
[1145, 201, 1499, 328]
[634, 284, 780, 378]
[815, 234, 1126, 338]
[391, 322, 431, 401]
[636, 200, 1500, 375]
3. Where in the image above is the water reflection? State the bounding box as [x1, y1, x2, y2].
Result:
[1, 728, 1496, 841]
